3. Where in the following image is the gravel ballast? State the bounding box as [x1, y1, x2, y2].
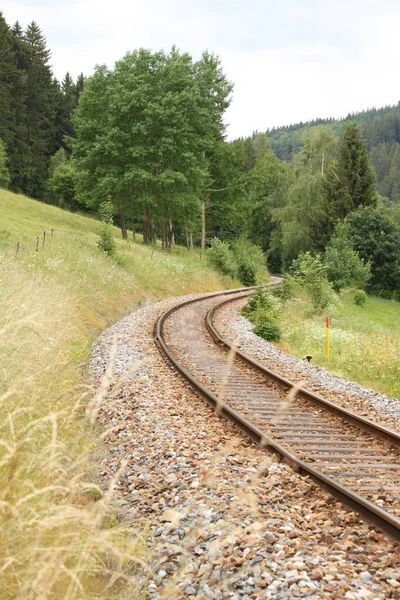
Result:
[90, 292, 400, 599]
[213, 297, 400, 429]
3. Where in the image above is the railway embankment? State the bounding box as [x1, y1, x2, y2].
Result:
[91, 292, 400, 600]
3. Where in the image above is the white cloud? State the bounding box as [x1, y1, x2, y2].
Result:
[2, 0, 400, 139]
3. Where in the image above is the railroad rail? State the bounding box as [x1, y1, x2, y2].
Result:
[155, 284, 400, 540]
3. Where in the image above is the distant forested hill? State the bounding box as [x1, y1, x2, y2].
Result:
[261, 104, 400, 202]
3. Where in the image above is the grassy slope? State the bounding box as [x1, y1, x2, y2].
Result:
[277, 290, 400, 399]
[0, 189, 234, 600]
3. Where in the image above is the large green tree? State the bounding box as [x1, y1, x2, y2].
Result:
[272, 126, 338, 267]
[333, 122, 377, 219]
[73, 48, 232, 243]
[23, 21, 59, 198]
[346, 205, 400, 294]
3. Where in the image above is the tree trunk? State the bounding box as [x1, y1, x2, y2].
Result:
[185, 226, 190, 251]
[189, 232, 193, 250]
[132, 220, 136, 242]
[162, 221, 168, 250]
[200, 199, 206, 260]
[119, 203, 128, 239]
[151, 222, 157, 245]
[169, 220, 175, 249]
[142, 213, 148, 244]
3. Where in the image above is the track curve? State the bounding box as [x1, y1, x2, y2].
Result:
[155, 285, 400, 540]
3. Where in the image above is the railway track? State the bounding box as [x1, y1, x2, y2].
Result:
[155, 285, 400, 540]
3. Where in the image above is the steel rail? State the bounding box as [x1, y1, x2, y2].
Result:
[155, 287, 400, 540]
[207, 294, 400, 447]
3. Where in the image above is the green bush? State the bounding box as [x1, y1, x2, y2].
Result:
[232, 237, 266, 286]
[97, 199, 116, 256]
[291, 252, 333, 311]
[237, 262, 257, 287]
[98, 199, 114, 223]
[206, 236, 266, 285]
[353, 289, 367, 306]
[243, 288, 278, 318]
[324, 222, 371, 292]
[97, 222, 115, 255]
[272, 278, 294, 302]
[243, 288, 281, 342]
[206, 238, 238, 278]
[253, 322, 281, 341]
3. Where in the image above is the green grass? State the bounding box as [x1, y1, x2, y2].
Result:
[0, 188, 235, 599]
[277, 289, 400, 399]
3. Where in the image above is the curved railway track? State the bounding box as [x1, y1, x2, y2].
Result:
[155, 284, 400, 540]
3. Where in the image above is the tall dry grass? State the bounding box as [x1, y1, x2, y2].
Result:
[0, 189, 232, 599]
[0, 254, 146, 599]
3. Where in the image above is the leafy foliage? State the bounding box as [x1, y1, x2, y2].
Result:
[46, 149, 77, 209]
[353, 289, 367, 306]
[231, 237, 266, 286]
[72, 48, 232, 240]
[206, 237, 266, 285]
[324, 222, 371, 292]
[97, 200, 116, 255]
[290, 252, 333, 310]
[243, 288, 281, 340]
[253, 322, 281, 341]
[346, 205, 400, 296]
[206, 238, 237, 278]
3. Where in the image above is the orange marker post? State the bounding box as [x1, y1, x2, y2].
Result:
[326, 316, 331, 363]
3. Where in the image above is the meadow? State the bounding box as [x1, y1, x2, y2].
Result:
[0, 189, 232, 599]
[277, 290, 400, 399]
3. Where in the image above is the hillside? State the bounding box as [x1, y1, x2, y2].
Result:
[263, 103, 400, 202]
[0, 188, 231, 598]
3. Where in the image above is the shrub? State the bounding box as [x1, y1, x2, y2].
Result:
[291, 252, 333, 310]
[232, 237, 266, 286]
[253, 322, 281, 341]
[98, 222, 116, 255]
[324, 222, 371, 292]
[243, 288, 279, 318]
[98, 199, 114, 223]
[353, 289, 367, 306]
[97, 199, 116, 255]
[243, 288, 281, 341]
[206, 238, 237, 278]
[237, 262, 257, 286]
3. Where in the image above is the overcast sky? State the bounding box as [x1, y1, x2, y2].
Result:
[2, 0, 400, 139]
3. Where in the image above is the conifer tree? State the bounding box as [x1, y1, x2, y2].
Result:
[0, 14, 16, 159]
[0, 138, 11, 188]
[23, 21, 58, 198]
[9, 20, 31, 191]
[329, 122, 376, 219]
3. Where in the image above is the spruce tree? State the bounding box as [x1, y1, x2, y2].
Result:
[54, 72, 78, 151]
[74, 73, 86, 104]
[0, 13, 16, 159]
[332, 122, 377, 219]
[10, 21, 31, 191]
[0, 138, 11, 188]
[23, 21, 57, 198]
